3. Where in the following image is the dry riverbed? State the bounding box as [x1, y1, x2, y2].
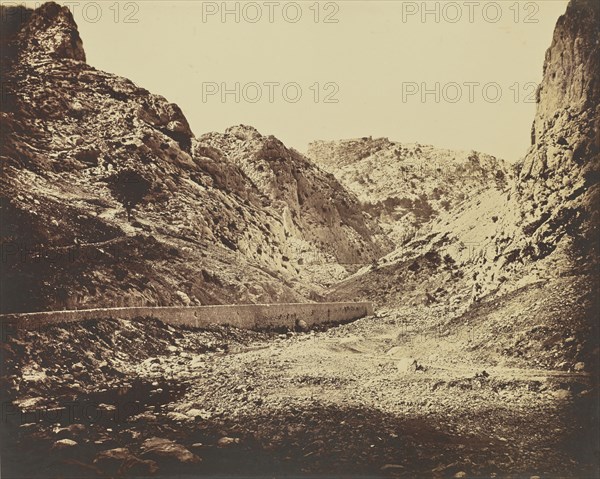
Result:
[0, 311, 596, 478]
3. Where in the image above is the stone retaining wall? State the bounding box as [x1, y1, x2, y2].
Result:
[0, 302, 374, 331]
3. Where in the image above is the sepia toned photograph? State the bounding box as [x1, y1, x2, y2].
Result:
[0, 0, 598, 477]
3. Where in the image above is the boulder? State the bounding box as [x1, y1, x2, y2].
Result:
[141, 437, 201, 463]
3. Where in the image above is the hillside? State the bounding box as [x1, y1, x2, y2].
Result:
[0, 3, 387, 313]
[199, 126, 390, 274]
[308, 138, 511, 244]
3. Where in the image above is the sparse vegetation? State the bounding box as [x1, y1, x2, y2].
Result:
[106, 168, 153, 222]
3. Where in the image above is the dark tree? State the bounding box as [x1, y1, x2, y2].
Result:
[107, 169, 152, 222]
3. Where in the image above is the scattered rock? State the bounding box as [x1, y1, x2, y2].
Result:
[166, 412, 189, 422]
[93, 447, 133, 471]
[553, 389, 571, 400]
[53, 424, 86, 438]
[176, 290, 192, 305]
[16, 397, 45, 409]
[185, 408, 211, 419]
[141, 437, 201, 463]
[53, 438, 77, 449]
[217, 436, 240, 447]
[296, 319, 309, 331]
[72, 362, 85, 372]
[396, 357, 418, 372]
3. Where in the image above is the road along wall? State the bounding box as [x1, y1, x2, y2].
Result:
[0, 302, 374, 331]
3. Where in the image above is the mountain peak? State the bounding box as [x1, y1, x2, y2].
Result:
[2, 1, 85, 62]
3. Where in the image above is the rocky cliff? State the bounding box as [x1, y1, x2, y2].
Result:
[518, 0, 599, 262]
[0, 2, 385, 313]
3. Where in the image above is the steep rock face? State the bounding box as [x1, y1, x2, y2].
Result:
[200, 126, 390, 266]
[328, 0, 599, 372]
[528, 0, 599, 147]
[332, 0, 599, 303]
[329, 0, 597, 296]
[518, 0, 599, 260]
[457, 0, 600, 301]
[308, 138, 511, 244]
[0, 2, 384, 312]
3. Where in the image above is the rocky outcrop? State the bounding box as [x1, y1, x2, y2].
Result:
[3, 2, 85, 62]
[528, 0, 599, 149]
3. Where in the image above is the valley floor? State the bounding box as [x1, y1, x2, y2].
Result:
[1, 299, 597, 478]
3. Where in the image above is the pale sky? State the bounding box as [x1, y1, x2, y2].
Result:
[22, 1, 569, 161]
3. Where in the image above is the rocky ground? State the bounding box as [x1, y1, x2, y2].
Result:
[1, 289, 597, 478]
